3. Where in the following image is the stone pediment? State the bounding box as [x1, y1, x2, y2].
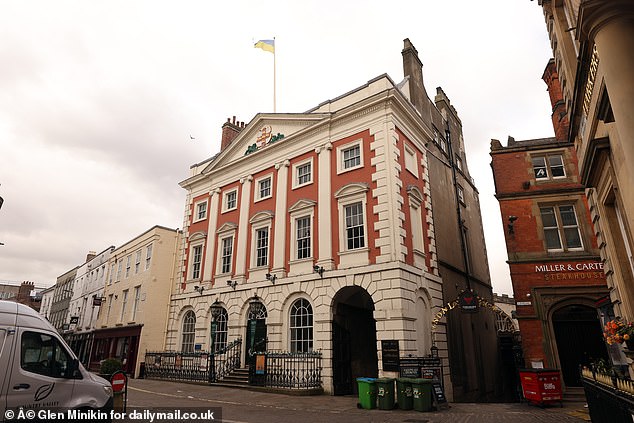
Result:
[203, 113, 329, 174]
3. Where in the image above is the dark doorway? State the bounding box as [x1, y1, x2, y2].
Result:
[245, 301, 267, 359]
[552, 304, 608, 386]
[332, 286, 378, 395]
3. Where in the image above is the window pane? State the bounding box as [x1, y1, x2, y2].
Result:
[540, 207, 558, 228]
[222, 237, 233, 273]
[343, 145, 361, 169]
[181, 311, 196, 353]
[296, 217, 311, 259]
[256, 228, 269, 267]
[297, 163, 311, 185]
[559, 205, 578, 226]
[259, 178, 271, 198]
[290, 299, 313, 353]
[549, 156, 565, 177]
[564, 228, 582, 249]
[532, 157, 548, 179]
[345, 202, 365, 250]
[544, 228, 562, 250]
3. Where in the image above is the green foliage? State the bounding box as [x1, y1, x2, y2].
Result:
[100, 358, 123, 376]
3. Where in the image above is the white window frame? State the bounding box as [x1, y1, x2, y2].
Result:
[288, 200, 316, 275]
[335, 183, 370, 266]
[145, 244, 152, 270]
[120, 289, 128, 322]
[249, 211, 274, 271]
[125, 255, 131, 278]
[190, 245, 203, 280]
[539, 204, 584, 252]
[255, 174, 273, 202]
[215, 223, 237, 278]
[222, 188, 238, 213]
[116, 261, 122, 282]
[135, 249, 142, 274]
[132, 286, 141, 321]
[289, 298, 313, 353]
[404, 143, 418, 178]
[336, 139, 364, 174]
[193, 199, 208, 223]
[219, 237, 234, 275]
[532, 154, 566, 180]
[181, 310, 196, 353]
[292, 158, 313, 189]
[187, 232, 206, 281]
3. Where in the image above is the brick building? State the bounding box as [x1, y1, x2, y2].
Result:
[490, 60, 611, 389]
[535, 1, 634, 326]
[166, 39, 501, 400]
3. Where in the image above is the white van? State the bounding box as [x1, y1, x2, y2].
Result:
[0, 301, 113, 420]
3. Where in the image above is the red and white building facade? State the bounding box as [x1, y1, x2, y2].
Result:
[166, 73, 450, 395]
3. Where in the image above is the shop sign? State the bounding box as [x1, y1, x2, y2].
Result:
[69, 316, 79, 324]
[458, 289, 478, 313]
[534, 261, 605, 282]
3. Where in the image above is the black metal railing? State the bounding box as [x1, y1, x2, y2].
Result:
[144, 351, 210, 383]
[210, 338, 242, 382]
[144, 338, 242, 384]
[581, 368, 634, 423]
[250, 350, 322, 390]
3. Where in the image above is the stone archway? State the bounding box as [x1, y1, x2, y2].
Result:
[331, 286, 378, 395]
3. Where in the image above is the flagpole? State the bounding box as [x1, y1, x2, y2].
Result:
[273, 36, 276, 113]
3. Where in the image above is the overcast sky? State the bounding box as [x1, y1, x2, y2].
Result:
[0, 1, 554, 295]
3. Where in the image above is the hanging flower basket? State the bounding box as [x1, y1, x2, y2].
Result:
[603, 319, 634, 347]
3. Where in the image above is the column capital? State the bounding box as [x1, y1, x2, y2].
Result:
[315, 142, 333, 154]
[240, 175, 253, 184]
[209, 188, 221, 196]
[579, 0, 634, 41]
[275, 160, 290, 170]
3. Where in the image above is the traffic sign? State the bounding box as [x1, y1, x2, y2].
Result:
[111, 372, 127, 393]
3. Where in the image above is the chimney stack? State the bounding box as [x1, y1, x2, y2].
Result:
[221, 116, 244, 151]
[542, 59, 570, 142]
[86, 251, 97, 263]
[402, 38, 431, 118]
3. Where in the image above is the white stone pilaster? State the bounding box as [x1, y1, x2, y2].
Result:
[202, 188, 220, 282]
[272, 160, 290, 275]
[316, 143, 334, 270]
[234, 175, 253, 281]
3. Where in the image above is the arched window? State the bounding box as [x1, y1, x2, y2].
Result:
[212, 308, 228, 352]
[181, 310, 196, 352]
[290, 299, 313, 352]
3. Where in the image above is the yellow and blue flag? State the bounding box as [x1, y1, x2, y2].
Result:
[254, 39, 275, 53]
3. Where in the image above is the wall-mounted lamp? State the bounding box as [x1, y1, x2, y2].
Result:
[227, 280, 238, 290]
[430, 344, 439, 359]
[194, 285, 205, 295]
[265, 273, 277, 284]
[507, 215, 518, 235]
[313, 265, 325, 278]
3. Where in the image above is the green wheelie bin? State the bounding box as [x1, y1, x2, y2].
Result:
[396, 378, 413, 410]
[375, 378, 396, 410]
[411, 378, 433, 412]
[356, 378, 377, 409]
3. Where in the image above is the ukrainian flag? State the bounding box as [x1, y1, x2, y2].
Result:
[254, 39, 275, 53]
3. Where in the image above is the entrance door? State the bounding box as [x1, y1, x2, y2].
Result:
[332, 287, 378, 395]
[552, 304, 608, 386]
[245, 301, 267, 360]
